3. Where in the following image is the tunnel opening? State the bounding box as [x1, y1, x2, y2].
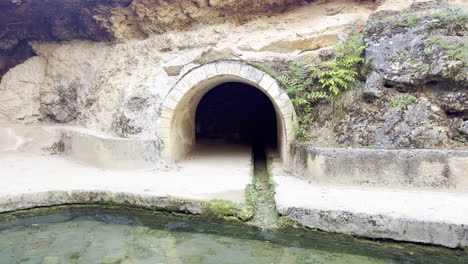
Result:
[161, 61, 296, 163]
[195, 82, 278, 152]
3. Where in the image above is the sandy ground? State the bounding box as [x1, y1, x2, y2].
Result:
[0, 143, 252, 204]
[274, 175, 468, 225]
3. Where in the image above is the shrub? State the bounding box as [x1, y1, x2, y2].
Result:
[275, 35, 366, 139]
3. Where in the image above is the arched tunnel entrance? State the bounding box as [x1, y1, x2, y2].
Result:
[159, 61, 296, 163]
[195, 82, 277, 151]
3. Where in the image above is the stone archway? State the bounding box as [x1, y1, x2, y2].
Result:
[158, 60, 296, 163]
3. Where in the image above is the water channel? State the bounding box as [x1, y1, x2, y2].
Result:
[1, 207, 466, 264]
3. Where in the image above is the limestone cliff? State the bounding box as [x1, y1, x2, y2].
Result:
[0, 0, 466, 149]
[0, 0, 317, 77]
[0, 0, 376, 138]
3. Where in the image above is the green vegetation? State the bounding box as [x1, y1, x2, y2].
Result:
[455, 136, 467, 144]
[431, 13, 445, 19]
[246, 176, 275, 211]
[245, 155, 278, 228]
[389, 94, 416, 108]
[396, 50, 410, 60]
[204, 200, 253, 222]
[368, 21, 381, 29]
[273, 35, 366, 139]
[424, 37, 468, 66]
[429, 7, 467, 34]
[392, 8, 467, 33]
[397, 15, 421, 28]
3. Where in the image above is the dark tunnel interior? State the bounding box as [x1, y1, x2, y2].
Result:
[195, 82, 278, 150]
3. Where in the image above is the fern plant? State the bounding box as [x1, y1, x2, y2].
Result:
[276, 62, 330, 138]
[316, 62, 360, 95]
[262, 35, 366, 139]
[314, 35, 365, 96]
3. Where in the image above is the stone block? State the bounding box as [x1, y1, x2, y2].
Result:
[250, 68, 264, 84]
[239, 64, 253, 80]
[174, 81, 190, 95]
[167, 90, 183, 103]
[180, 76, 198, 91]
[258, 74, 276, 91]
[160, 107, 174, 119]
[204, 63, 218, 78]
[215, 61, 231, 75]
[280, 102, 295, 117]
[226, 61, 242, 75]
[158, 117, 171, 128]
[190, 66, 207, 82]
[157, 127, 171, 139]
[162, 96, 178, 110]
[286, 129, 295, 140]
[266, 83, 282, 99]
[363, 71, 384, 102]
[274, 92, 290, 106]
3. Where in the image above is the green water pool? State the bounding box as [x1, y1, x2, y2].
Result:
[0, 207, 466, 264]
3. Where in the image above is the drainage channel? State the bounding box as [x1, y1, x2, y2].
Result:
[250, 143, 278, 229]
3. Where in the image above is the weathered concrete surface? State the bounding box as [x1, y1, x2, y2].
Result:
[273, 171, 468, 248]
[0, 125, 161, 169]
[290, 146, 468, 192]
[0, 191, 206, 215]
[0, 142, 252, 212]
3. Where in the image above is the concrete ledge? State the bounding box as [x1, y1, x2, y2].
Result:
[61, 128, 160, 169]
[273, 173, 468, 248]
[0, 125, 161, 169]
[0, 142, 250, 205]
[0, 190, 205, 215]
[289, 146, 468, 192]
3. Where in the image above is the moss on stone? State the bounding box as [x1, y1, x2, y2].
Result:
[203, 199, 253, 222]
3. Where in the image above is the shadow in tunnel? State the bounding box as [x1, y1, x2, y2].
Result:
[195, 82, 278, 153]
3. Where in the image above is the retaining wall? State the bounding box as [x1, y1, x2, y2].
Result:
[0, 125, 160, 169]
[289, 145, 468, 192]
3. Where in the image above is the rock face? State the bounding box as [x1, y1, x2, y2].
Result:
[334, 95, 456, 149]
[0, 57, 46, 123]
[0, 0, 465, 149]
[365, 2, 467, 88]
[362, 71, 384, 101]
[310, 1, 467, 149]
[0, 0, 312, 51]
[0, 0, 132, 78]
[0, 0, 309, 78]
[0, 0, 131, 51]
[0, 0, 376, 139]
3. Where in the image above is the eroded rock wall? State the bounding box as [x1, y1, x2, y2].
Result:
[0, 0, 376, 139]
[0, 0, 338, 77]
[308, 0, 467, 149]
[0, 0, 465, 149]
